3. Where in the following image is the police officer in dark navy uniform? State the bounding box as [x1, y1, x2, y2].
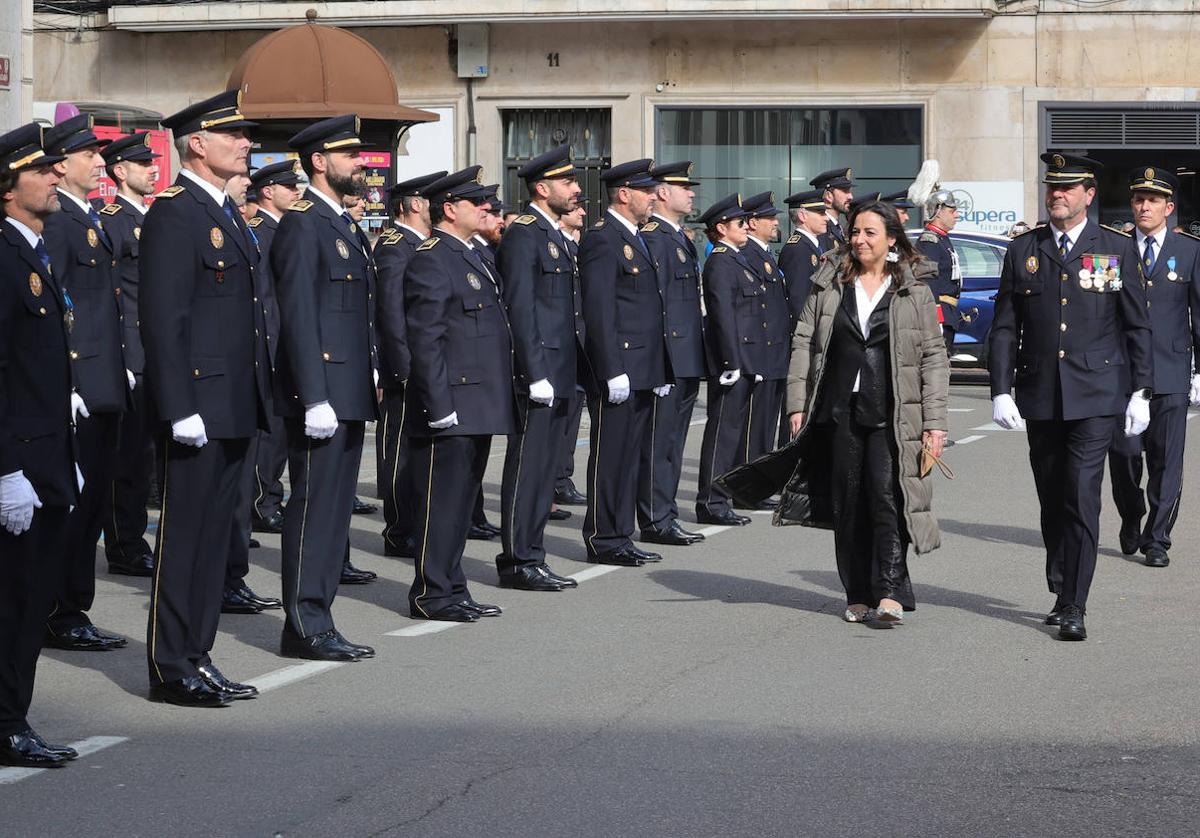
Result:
[554, 201, 589, 508]
[809, 168, 854, 250]
[637, 161, 707, 546]
[374, 170, 445, 559]
[140, 90, 269, 705]
[694, 194, 758, 527]
[579, 159, 672, 567]
[738, 191, 791, 480]
[271, 115, 378, 661]
[0, 125, 81, 767]
[494, 145, 585, 589]
[404, 166, 514, 622]
[41, 115, 131, 653]
[779, 189, 829, 326]
[988, 152, 1153, 642]
[882, 189, 917, 229]
[1107, 167, 1200, 568]
[98, 132, 160, 579]
[914, 189, 964, 357]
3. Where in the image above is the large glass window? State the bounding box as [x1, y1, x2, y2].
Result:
[656, 107, 923, 224]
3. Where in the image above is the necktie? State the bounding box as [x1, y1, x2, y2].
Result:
[87, 206, 111, 249]
[1143, 237, 1156, 273]
[34, 238, 52, 274]
[1059, 233, 1070, 258]
[634, 230, 652, 261]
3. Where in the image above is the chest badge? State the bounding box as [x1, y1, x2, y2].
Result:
[811, 254, 818, 266]
[133, 226, 141, 240]
[1025, 256, 1038, 273]
[336, 239, 350, 260]
[86, 228, 99, 248]
[764, 262, 773, 275]
[29, 272, 42, 297]
[466, 272, 482, 290]
[743, 269, 755, 282]
[547, 241, 560, 260]
[676, 247, 687, 263]
[210, 227, 224, 249]
[623, 244, 634, 261]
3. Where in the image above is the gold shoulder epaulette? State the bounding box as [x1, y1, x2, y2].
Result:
[289, 200, 314, 212]
[99, 203, 122, 216]
[785, 234, 801, 244]
[380, 231, 403, 246]
[514, 214, 536, 225]
[246, 216, 263, 228]
[155, 186, 184, 199]
[1013, 226, 1037, 238]
[711, 246, 728, 254]
[417, 236, 440, 251]
[641, 221, 659, 233]
[1178, 231, 1200, 242]
[1101, 223, 1132, 238]
[593, 219, 605, 229]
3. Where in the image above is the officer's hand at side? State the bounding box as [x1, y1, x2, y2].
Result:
[304, 402, 339, 440]
[70, 392, 90, 423]
[607, 374, 630, 404]
[991, 394, 1025, 430]
[172, 413, 209, 448]
[652, 384, 673, 398]
[718, 369, 742, 387]
[529, 378, 555, 407]
[428, 412, 459, 430]
[0, 471, 42, 536]
[754, 374, 764, 383]
[127, 369, 136, 391]
[1124, 392, 1150, 437]
[1190, 374, 1200, 407]
[789, 412, 806, 439]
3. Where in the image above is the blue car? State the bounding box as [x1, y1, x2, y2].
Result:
[908, 229, 1009, 367]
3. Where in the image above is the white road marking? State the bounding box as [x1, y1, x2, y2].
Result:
[971, 422, 1022, 432]
[246, 660, 346, 693]
[568, 565, 621, 583]
[0, 735, 129, 785]
[385, 621, 460, 637]
[948, 408, 974, 413]
[955, 435, 986, 445]
[697, 525, 731, 537]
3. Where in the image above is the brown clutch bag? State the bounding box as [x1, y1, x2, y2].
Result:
[920, 439, 955, 479]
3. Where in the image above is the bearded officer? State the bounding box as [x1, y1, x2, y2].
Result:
[1107, 167, 1200, 568]
[915, 190, 963, 357]
[988, 152, 1152, 642]
[809, 168, 854, 250]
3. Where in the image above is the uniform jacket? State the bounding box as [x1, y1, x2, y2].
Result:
[497, 208, 583, 393]
[715, 258, 948, 554]
[642, 216, 706, 380]
[0, 222, 77, 507]
[818, 214, 845, 252]
[743, 236, 793, 380]
[99, 195, 148, 375]
[778, 231, 823, 326]
[245, 210, 282, 370]
[914, 225, 963, 327]
[988, 221, 1153, 421]
[271, 187, 378, 423]
[139, 174, 270, 438]
[1138, 230, 1200, 395]
[373, 224, 423, 388]
[43, 193, 128, 413]
[402, 231, 518, 437]
[702, 243, 767, 377]
[578, 214, 670, 391]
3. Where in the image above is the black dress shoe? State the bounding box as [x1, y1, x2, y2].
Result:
[548, 508, 572, 521]
[641, 520, 705, 546]
[696, 509, 751, 526]
[252, 510, 285, 535]
[734, 498, 778, 511]
[587, 546, 646, 567]
[468, 521, 502, 540]
[340, 560, 377, 585]
[459, 597, 503, 617]
[352, 496, 378, 515]
[280, 628, 362, 661]
[249, 537, 261, 549]
[27, 729, 77, 760]
[221, 587, 264, 614]
[332, 630, 376, 658]
[413, 602, 480, 622]
[554, 486, 588, 506]
[628, 545, 663, 563]
[0, 731, 68, 768]
[499, 564, 567, 591]
[107, 552, 154, 577]
[1144, 547, 1170, 568]
[149, 676, 232, 707]
[538, 563, 578, 588]
[1044, 600, 1066, 626]
[44, 624, 128, 651]
[1119, 520, 1142, 555]
[384, 538, 416, 558]
[197, 663, 258, 700]
[1057, 605, 1087, 641]
[235, 583, 282, 610]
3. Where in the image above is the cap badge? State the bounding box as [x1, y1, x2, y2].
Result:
[466, 272, 482, 290]
[29, 272, 42, 297]
[1052, 154, 1065, 168]
[1026, 256, 1038, 273]
[845, 168, 853, 180]
[623, 244, 634, 260]
[86, 228, 98, 248]
[547, 241, 560, 260]
[336, 239, 350, 260]
[210, 227, 224, 249]
[1145, 168, 1156, 180]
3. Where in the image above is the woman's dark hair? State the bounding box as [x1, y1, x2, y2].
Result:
[837, 200, 920, 284]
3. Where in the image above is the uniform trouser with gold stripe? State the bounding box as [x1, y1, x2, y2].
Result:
[281, 419, 364, 638]
[104, 375, 153, 563]
[147, 436, 249, 684]
[737, 376, 785, 465]
[225, 433, 258, 589]
[408, 433, 489, 615]
[695, 376, 755, 517]
[377, 385, 414, 552]
[49, 411, 120, 632]
[583, 388, 654, 557]
[1108, 393, 1188, 553]
[500, 397, 569, 571]
[251, 409, 287, 522]
[0, 506, 68, 736]
[637, 377, 699, 532]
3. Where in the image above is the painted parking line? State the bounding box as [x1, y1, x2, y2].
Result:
[246, 660, 346, 693]
[0, 735, 129, 785]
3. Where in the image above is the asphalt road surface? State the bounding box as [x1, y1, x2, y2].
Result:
[3, 385, 1198, 837]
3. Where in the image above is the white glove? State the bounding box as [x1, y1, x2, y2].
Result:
[172, 413, 208, 447]
[0, 471, 42, 536]
[754, 374, 764, 383]
[529, 377, 555, 407]
[718, 369, 742, 387]
[1190, 374, 1200, 406]
[75, 463, 85, 493]
[70, 392, 90, 423]
[428, 411, 459, 430]
[304, 401, 339, 440]
[652, 384, 673, 398]
[1124, 392, 1151, 437]
[126, 369, 136, 391]
[607, 374, 630, 404]
[372, 368, 380, 388]
[992, 394, 1025, 430]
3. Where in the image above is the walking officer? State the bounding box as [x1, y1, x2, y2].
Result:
[915, 190, 964, 357]
[41, 115, 131, 653]
[271, 115, 378, 661]
[1108, 166, 1200, 568]
[140, 90, 270, 705]
[809, 168, 854, 250]
[579, 159, 672, 567]
[495, 145, 585, 589]
[988, 152, 1153, 642]
[404, 166, 514, 622]
[637, 161, 707, 546]
[374, 170, 445, 559]
[98, 132, 159, 579]
[779, 189, 829, 325]
[0, 124, 80, 767]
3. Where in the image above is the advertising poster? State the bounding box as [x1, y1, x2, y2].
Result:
[89, 125, 173, 204]
[940, 181, 1025, 236]
[359, 150, 391, 236]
